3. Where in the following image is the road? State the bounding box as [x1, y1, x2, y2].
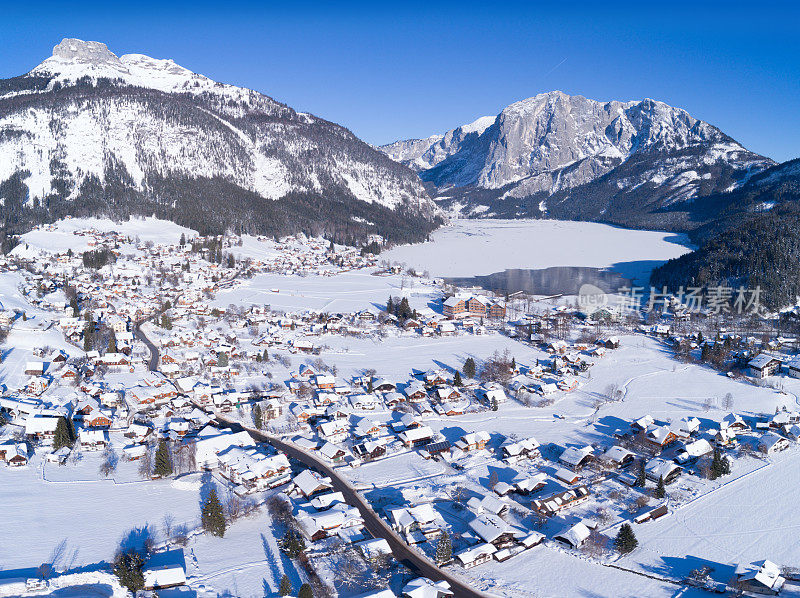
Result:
[213, 412, 494, 598]
[133, 316, 160, 372]
[132, 300, 490, 596]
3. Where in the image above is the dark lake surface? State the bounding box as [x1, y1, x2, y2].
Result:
[446, 267, 632, 296]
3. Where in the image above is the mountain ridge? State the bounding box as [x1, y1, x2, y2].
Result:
[0, 38, 439, 250]
[380, 90, 774, 229]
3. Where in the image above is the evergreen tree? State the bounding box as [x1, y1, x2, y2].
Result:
[453, 371, 462, 387]
[614, 523, 638, 554]
[386, 296, 394, 315]
[491, 397, 499, 411]
[654, 475, 666, 498]
[710, 448, 731, 479]
[634, 460, 646, 487]
[180, 233, 186, 247]
[367, 379, 374, 394]
[161, 313, 172, 330]
[252, 403, 263, 430]
[700, 343, 710, 362]
[280, 529, 306, 558]
[279, 574, 293, 596]
[697, 331, 704, 345]
[107, 333, 117, 354]
[510, 357, 516, 371]
[217, 352, 229, 367]
[154, 439, 173, 478]
[435, 530, 452, 565]
[53, 416, 73, 450]
[262, 348, 269, 362]
[113, 549, 145, 593]
[201, 487, 227, 537]
[298, 583, 314, 598]
[463, 357, 476, 379]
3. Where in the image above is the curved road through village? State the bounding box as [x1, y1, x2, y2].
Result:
[134, 324, 492, 598]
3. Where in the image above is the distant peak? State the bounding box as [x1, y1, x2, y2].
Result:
[52, 38, 121, 66]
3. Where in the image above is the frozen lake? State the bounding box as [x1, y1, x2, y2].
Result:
[382, 219, 693, 283]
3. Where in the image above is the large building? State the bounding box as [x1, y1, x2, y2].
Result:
[443, 295, 505, 320]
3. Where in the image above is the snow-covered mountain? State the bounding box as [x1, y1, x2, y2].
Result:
[380, 91, 773, 227]
[0, 39, 437, 246]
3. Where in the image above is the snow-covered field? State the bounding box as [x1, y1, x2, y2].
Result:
[381, 219, 693, 281]
[11, 216, 197, 257]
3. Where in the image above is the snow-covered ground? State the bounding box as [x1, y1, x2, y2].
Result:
[11, 216, 197, 257]
[381, 219, 693, 281]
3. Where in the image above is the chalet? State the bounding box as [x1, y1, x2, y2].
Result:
[318, 442, 348, 462]
[721, 413, 749, 432]
[316, 374, 336, 390]
[293, 469, 333, 498]
[601, 446, 636, 469]
[419, 440, 452, 460]
[400, 425, 434, 447]
[554, 468, 581, 485]
[674, 439, 714, 464]
[317, 420, 348, 444]
[24, 416, 60, 441]
[142, 549, 187, 591]
[1, 442, 28, 467]
[716, 426, 738, 447]
[456, 543, 497, 569]
[633, 503, 669, 524]
[78, 429, 109, 451]
[352, 439, 387, 461]
[84, 411, 113, 428]
[353, 417, 382, 439]
[455, 430, 491, 451]
[501, 437, 540, 462]
[435, 386, 462, 402]
[404, 382, 428, 402]
[373, 378, 396, 392]
[558, 445, 594, 470]
[24, 361, 45, 376]
[514, 473, 548, 495]
[759, 431, 790, 454]
[631, 415, 655, 433]
[645, 425, 680, 451]
[467, 494, 508, 517]
[554, 522, 592, 549]
[645, 458, 682, 484]
[748, 353, 782, 378]
[402, 578, 453, 598]
[735, 560, 785, 595]
[389, 503, 442, 536]
[468, 513, 524, 549]
[423, 370, 448, 388]
[532, 485, 590, 516]
[678, 416, 701, 437]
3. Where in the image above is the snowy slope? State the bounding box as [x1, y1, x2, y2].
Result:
[380, 91, 773, 224]
[0, 39, 436, 243]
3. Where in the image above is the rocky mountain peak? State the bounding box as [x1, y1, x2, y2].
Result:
[51, 38, 121, 66]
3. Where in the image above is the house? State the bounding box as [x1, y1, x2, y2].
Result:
[644, 425, 680, 451]
[554, 522, 592, 549]
[402, 577, 453, 598]
[79, 429, 109, 451]
[514, 473, 548, 495]
[352, 438, 387, 461]
[558, 445, 594, 470]
[1, 443, 28, 467]
[645, 458, 682, 484]
[674, 439, 714, 464]
[389, 503, 442, 536]
[456, 543, 497, 568]
[735, 560, 785, 595]
[455, 430, 491, 451]
[418, 440, 451, 460]
[400, 425, 434, 447]
[466, 494, 508, 517]
[532, 486, 590, 516]
[319, 442, 348, 462]
[721, 413, 749, 432]
[293, 469, 333, 498]
[24, 361, 45, 376]
[468, 513, 524, 548]
[404, 382, 428, 402]
[142, 549, 187, 591]
[24, 416, 60, 441]
[748, 353, 782, 378]
[759, 431, 790, 454]
[317, 420, 348, 444]
[601, 446, 636, 469]
[501, 437, 540, 462]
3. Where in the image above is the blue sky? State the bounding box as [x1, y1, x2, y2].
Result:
[3, 1, 798, 161]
